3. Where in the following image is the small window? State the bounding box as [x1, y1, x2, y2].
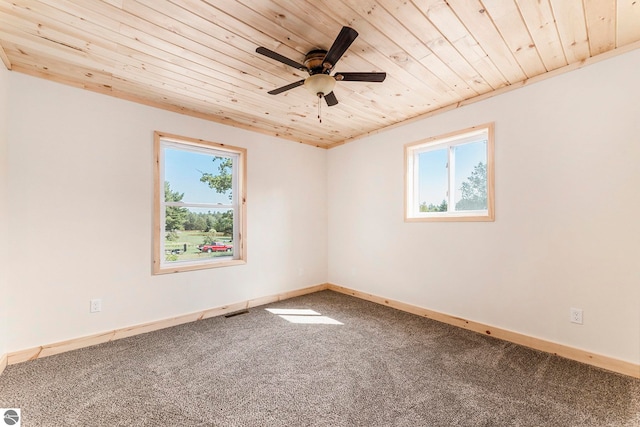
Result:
[153, 132, 246, 274]
[405, 123, 494, 222]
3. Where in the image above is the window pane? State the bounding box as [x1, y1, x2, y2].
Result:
[154, 132, 246, 274]
[417, 148, 448, 213]
[164, 207, 234, 263]
[164, 148, 233, 204]
[453, 141, 487, 211]
[405, 124, 493, 222]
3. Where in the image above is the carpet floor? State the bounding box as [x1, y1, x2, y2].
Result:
[0, 290, 638, 426]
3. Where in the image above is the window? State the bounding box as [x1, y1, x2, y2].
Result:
[153, 132, 246, 274]
[405, 123, 494, 222]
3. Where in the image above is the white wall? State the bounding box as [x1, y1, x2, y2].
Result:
[4, 49, 640, 367]
[0, 64, 9, 358]
[5, 73, 327, 352]
[328, 48, 640, 364]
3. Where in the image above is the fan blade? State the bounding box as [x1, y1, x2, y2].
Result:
[322, 27, 358, 70]
[324, 91, 338, 106]
[335, 72, 387, 82]
[256, 47, 307, 71]
[267, 79, 305, 95]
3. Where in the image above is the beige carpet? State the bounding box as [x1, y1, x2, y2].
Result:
[0, 290, 638, 426]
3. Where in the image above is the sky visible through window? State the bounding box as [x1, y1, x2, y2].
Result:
[418, 140, 486, 206]
[164, 147, 231, 205]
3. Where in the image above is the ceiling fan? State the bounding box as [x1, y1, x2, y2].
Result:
[255, 26, 386, 120]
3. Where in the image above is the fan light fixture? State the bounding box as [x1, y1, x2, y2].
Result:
[304, 74, 336, 123]
[303, 74, 335, 96]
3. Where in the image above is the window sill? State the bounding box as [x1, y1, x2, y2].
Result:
[154, 259, 247, 275]
[405, 213, 495, 222]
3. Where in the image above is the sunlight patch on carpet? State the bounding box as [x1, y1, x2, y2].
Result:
[265, 308, 343, 325]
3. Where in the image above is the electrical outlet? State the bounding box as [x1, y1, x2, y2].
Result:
[90, 298, 102, 313]
[570, 307, 583, 324]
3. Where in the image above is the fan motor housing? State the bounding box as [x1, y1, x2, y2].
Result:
[304, 49, 329, 75]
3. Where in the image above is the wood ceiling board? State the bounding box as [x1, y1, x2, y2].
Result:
[583, 0, 616, 55]
[0, 18, 306, 122]
[66, 0, 318, 112]
[548, 0, 590, 63]
[339, 0, 478, 100]
[8, 56, 333, 147]
[0, 43, 11, 69]
[306, 0, 457, 105]
[378, 0, 492, 95]
[414, 0, 509, 90]
[5, 46, 293, 131]
[514, 0, 567, 71]
[617, 0, 640, 47]
[8, 0, 297, 97]
[0, 0, 637, 148]
[480, 0, 546, 78]
[7, 46, 345, 146]
[447, 0, 527, 83]
[120, 0, 307, 88]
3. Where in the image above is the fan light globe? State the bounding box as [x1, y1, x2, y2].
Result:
[304, 74, 336, 96]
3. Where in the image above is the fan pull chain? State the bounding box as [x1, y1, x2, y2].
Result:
[317, 93, 322, 123]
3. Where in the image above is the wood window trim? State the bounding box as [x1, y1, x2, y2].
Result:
[153, 131, 247, 274]
[404, 123, 495, 222]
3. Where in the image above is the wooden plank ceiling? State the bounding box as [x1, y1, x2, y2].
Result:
[1, 1, 639, 148]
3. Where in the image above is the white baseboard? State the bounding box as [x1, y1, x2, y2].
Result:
[328, 283, 640, 379]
